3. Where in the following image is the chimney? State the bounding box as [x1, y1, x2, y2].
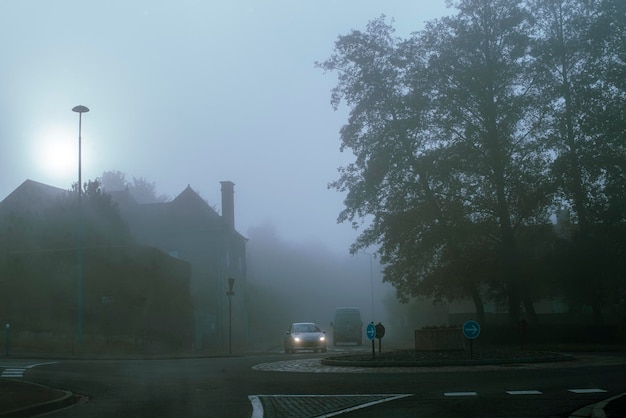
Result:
[220, 181, 235, 230]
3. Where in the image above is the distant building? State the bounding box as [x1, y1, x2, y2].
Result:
[0, 179, 68, 214]
[1, 179, 248, 352]
[109, 181, 248, 351]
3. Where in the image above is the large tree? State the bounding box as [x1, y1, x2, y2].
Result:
[418, 0, 556, 324]
[321, 1, 556, 324]
[317, 17, 491, 319]
[321, 0, 625, 326]
[530, 0, 626, 322]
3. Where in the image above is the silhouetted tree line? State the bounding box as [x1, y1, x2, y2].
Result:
[100, 170, 170, 203]
[319, 0, 626, 326]
[0, 180, 193, 353]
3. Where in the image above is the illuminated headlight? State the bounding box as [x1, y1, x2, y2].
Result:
[293, 337, 301, 342]
[319, 336, 325, 341]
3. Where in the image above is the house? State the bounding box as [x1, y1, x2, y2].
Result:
[0, 180, 195, 351]
[109, 181, 248, 351]
[0, 179, 68, 214]
[1, 179, 248, 352]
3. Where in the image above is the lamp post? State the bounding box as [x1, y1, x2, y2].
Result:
[226, 277, 235, 355]
[359, 251, 375, 323]
[72, 105, 89, 347]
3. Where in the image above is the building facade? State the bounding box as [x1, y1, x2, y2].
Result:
[111, 181, 248, 351]
[1, 179, 248, 352]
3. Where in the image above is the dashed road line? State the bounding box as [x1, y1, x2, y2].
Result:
[251, 358, 616, 415]
[506, 390, 543, 395]
[444, 392, 478, 397]
[568, 388, 607, 394]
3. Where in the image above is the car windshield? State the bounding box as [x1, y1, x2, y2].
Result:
[293, 324, 320, 333]
[1, 1, 624, 417]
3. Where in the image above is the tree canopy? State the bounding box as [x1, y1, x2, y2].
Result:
[100, 170, 169, 204]
[319, 0, 626, 324]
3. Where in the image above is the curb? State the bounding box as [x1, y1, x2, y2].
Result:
[0, 381, 77, 418]
[568, 393, 626, 418]
[321, 352, 575, 367]
[592, 392, 626, 418]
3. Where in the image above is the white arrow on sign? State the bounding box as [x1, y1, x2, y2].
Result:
[462, 320, 481, 339]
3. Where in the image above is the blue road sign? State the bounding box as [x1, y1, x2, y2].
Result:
[366, 323, 376, 341]
[462, 320, 481, 339]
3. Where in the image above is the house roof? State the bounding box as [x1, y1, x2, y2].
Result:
[0, 179, 68, 214]
[109, 183, 247, 240]
[170, 185, 221, 219]
[1, 179, 247, 241]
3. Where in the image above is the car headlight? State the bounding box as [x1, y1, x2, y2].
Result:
[319, 336, 325, 341]
[293, 337, 300, 342]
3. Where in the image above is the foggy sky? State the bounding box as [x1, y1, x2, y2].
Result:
[0, 1, 451, 254]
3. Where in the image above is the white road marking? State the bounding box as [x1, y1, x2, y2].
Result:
[249, 395, 264, 418]
[316, 394, 413, 418]
[1, 368, 26, 378]
[0, 361, 57, 378]
[248, 394, 412, 418]
[506, 390, 543, 395]
[26, 361, 58, 368]
[568, 388, 607, 394]
[444, 392, 478, 397]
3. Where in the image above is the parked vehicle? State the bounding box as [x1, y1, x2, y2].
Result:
[330, 307, 363, 345]
[284, 322, 327, 354]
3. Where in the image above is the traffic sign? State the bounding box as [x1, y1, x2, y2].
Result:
[462, 320, 481, 339]
[366, 323, 376, 341]
[375, 322, 385, 339]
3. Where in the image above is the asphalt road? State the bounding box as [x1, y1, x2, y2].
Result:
[3, 348, 626, 417]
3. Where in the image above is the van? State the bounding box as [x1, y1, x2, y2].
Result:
[331, 307, 363, 345]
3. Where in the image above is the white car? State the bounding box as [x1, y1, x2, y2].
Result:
[284, 322, 327, 353]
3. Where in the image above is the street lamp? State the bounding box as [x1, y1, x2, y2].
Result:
[359, 251, 375, 323]
[226, 277, 235, 355]
[72, 105, 89, 347]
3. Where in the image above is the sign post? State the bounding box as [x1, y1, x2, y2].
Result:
[375, 322, 385, 353]
[366, 322, 376, 359]
[4, 324, 9, 356]
[519, 318, 528, 352]
[462, 320, 481, 359]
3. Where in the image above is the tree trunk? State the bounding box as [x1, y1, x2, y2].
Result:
[468, 285, 486, 324]
[521, 292, 538, 324]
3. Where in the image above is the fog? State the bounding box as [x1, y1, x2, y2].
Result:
[245, 224, 449, 349]
[0, 0, 451, 256]
[0, 0, 455, 352]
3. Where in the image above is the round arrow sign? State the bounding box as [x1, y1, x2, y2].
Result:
[462, 320, 481, 339]
[366, 323, 376, 341]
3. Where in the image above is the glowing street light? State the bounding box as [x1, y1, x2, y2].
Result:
[72, 105, 89, 347]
